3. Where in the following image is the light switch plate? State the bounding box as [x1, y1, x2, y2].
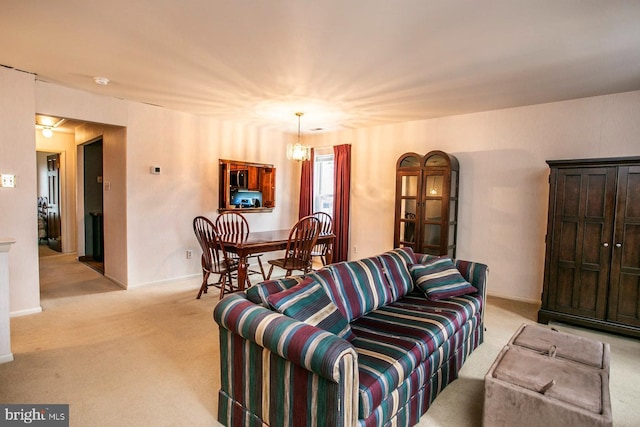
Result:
[1, 174, 16, 188]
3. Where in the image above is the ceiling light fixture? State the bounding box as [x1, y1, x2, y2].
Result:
[288, 112, 311, 162]
[35, 115, 67, 138]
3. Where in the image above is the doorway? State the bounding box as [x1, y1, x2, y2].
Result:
[35, 115, 128, 287]
[79, 138, 104, 274]
[36, 151, 62, 253]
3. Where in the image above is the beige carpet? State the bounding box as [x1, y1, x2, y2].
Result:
[1, 253, 638, 426]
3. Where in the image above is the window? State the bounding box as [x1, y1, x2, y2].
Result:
[313, 151, 334, 215]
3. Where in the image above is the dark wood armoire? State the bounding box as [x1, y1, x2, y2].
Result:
[538, 156, 640, 337]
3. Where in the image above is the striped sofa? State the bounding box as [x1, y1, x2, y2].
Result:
[213, 248, 488, 427]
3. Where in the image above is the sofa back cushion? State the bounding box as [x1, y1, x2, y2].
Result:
[304, 268, 351, 320]
[325, 257, 392, 321]
[377, 247, 416, 300]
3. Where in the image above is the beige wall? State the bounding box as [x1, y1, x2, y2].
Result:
[73, 122, 128, 286]
[123, 102, 298, 287]
[307, 91, 640, 302]
[0, 67, 40, 315]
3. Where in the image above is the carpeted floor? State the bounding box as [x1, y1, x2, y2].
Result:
[1, 253, 638, 426]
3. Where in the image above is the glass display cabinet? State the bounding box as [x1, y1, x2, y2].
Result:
[393, 151, 459, 257]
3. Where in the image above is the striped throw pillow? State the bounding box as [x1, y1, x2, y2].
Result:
[410, 256, 476, 300]
[377, 247, 416, 300]
[267, 277, 356, 342]
[245, 276, 306, 306]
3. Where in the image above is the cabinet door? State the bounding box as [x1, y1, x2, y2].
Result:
[421, 171, 449, 255]
[247, 166, 260, 190]
[547, 167, 617, 319]
[260, 168, 276, 208]
[607, 166, 640, 326]
[395, 171, 420, 250]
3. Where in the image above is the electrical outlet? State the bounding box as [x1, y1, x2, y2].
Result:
[186, 250, 193, 259]
[353, 245, 358, 253]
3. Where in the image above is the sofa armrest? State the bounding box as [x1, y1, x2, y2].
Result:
[454, 259, 489, 304]
[214, 294, 359, 426]
[213, 293, 358, 382]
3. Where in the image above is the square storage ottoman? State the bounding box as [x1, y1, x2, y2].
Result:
[508, 323, 610, 371]
[483, 324, 612, 427]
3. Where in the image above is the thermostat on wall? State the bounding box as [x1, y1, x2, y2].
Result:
[150, 166, 161, 175]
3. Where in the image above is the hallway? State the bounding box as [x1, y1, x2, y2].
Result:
[38, 250, 115, 304]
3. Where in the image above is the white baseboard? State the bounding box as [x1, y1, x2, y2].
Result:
[10, 306, 43, 317]
[104, 274, 127, 290]
[126, 273, 200, 290]
[0, 352, 14, 364]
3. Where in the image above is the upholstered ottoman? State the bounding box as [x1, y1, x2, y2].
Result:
[483, 324, 612, 427]
[507, 323, 610, 371]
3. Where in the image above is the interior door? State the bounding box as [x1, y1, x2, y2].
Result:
[47, 154, 62, 252]
[547, 166, 616, 319]
[607, 165, 640, 326]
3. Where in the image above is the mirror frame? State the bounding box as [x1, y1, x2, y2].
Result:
[218, 159, 276, 213]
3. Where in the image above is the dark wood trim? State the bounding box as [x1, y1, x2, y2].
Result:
[547, 156, 640, 168]
[538, 309, 640, 338]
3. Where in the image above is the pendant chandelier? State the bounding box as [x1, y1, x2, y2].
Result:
[289, 112, 311, 161]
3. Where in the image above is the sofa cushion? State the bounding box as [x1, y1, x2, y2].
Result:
[377, 247, 415, 300]
[415, 253, 438, 264]
[267, 277, 356, 342]
[399, 290, 484, 325]
[325, 257, 393, 321]
[410, 257, 477, 300]
[303, 268, 352, 320]
[350, 292, 480, 418]
[245, 276, 306, 306]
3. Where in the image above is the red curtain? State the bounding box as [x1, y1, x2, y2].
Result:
[298, 148, 314, 219]
[332, 144, 351, 262]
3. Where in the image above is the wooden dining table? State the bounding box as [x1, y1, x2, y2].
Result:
[219, 230, 335, 291]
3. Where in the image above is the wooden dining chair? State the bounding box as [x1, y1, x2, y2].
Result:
[266, 216, 321, 279]
[310, 212, 334, 267]
[215, 211, 266, 281]
[192, 216, 239, 299]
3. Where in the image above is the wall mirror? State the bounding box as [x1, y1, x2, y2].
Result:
[218, 159, 276, 212]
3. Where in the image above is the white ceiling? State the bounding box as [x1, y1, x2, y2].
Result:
[2, 0, 640, 134]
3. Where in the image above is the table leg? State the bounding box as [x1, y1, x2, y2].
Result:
[325, 238, 334, 265]
[237, 255, 248, 292]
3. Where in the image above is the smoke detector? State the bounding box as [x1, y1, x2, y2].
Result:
[93, 76, 110, 86]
